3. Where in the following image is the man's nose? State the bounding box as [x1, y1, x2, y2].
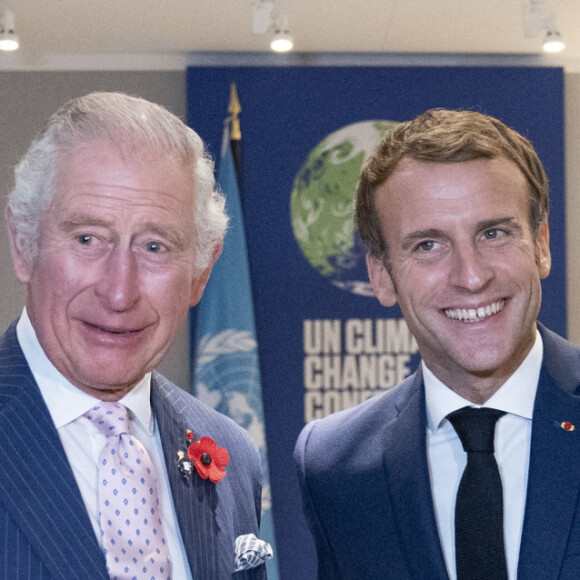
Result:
[448, 244, 493, 292]
[95, 246, 140, 311]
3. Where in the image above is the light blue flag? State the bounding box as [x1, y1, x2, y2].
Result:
[192, 125, 279, 580]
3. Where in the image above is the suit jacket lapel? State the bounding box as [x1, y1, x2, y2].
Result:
[0, 324, 108, 579]
[518, 327, 580, 579]
[151, 376, 223, 579]
[382, 370, 450, 580]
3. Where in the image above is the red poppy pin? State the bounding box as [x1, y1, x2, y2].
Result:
[177, 429, 230, 483]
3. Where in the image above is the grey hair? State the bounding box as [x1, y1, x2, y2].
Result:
[7, 91, 228, 273]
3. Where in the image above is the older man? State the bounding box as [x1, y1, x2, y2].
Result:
[295, 109, 580, 579]
[1, 92, 267, 579]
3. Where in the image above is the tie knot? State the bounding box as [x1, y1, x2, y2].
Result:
[85, 401, 130, 437]
[447, 407, 505, 453]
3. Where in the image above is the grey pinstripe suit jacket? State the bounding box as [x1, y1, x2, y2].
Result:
[0, 321, 266, 579]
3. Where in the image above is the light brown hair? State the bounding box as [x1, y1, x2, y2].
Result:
[355, 108, 549, 264]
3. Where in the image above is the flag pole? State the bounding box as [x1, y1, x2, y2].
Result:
[192, 84, 280, 579]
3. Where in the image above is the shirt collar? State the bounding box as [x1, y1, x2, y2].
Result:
[425, 329, 543, 432]
[16, 308, 154, 435]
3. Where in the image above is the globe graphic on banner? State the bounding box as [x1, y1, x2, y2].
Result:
[290, 120, 398, 296]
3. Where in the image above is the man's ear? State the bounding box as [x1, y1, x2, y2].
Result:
[5, 206, 33, 284]
[189, 242, 223, 307]
[535, 221, 551, 280]
[366, 253, 398, 307]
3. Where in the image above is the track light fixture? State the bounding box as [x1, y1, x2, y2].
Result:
[543, 28, 565, 52]
[542, 10, 565, 53]
[0, 8, 19, 52]
[252, 1, 293, 53]
[270, 13, 293, 52]
[270, 29, 293, 52]
[523, 1, 565, 54]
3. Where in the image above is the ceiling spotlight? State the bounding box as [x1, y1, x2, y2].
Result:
[271, 30, 293, 52]
[270, 13, 293, 52]
[0, 8, 19, 52]
[543, 28, 565, 53]
[541, 9, 564, 53]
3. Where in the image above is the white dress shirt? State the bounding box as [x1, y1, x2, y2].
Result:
[16, 309, 193, 580]
[425, 330, 542, 580]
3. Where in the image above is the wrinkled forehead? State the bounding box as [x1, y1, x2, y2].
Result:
[377, 156, 531, 215]
[49, 139, 196, 215]
[385, 154, 533, 202]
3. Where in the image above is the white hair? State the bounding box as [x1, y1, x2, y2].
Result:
[7, 91, 228, 272]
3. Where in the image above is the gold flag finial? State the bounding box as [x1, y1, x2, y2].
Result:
[228, 83, 242, 140]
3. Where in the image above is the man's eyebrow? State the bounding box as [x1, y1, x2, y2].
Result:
[401, 229, 445, 251]
[139, 223, 188, 248]
[477, 216, 519, 230]
[61, 214, 112, 231]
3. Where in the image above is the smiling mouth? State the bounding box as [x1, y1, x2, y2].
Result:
[87, 323, 143, 335]
[444, 300, 505, 323]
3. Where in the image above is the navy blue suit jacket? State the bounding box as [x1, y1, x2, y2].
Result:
[0, 322, 266, 579]
[295, 326, 580, 579]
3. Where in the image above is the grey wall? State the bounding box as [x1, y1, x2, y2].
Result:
[0, 71, 190, 388]
[565, 72, 580, 345]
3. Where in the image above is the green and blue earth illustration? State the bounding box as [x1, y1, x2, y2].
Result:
[290, 120, 398, 296]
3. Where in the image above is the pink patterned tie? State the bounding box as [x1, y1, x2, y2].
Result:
[86, 402, 172, 580]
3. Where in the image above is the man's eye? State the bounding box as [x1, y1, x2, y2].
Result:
[484, 229, 502, 239]
[417, 240, 436, 251]
[146, 241, 163, 253]
[78, 234, 92, 245]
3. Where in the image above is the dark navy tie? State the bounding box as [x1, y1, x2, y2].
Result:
[447, 407, 508, 580]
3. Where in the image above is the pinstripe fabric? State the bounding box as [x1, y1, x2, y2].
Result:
[0, 321, 266, 579]
[152, 373, 266, 579]
[0, 322, 108, 579]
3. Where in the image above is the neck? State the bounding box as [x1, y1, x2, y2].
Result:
[446, 378, 504, 405]
[426, 364, 516, 405]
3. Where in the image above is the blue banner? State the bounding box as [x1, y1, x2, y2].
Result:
[188, 66, 565, 579]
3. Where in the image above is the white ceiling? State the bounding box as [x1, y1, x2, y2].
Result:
[1, 0, 579, 70]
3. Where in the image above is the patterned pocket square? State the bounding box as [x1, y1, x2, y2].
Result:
[234, 533, 273, 572]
